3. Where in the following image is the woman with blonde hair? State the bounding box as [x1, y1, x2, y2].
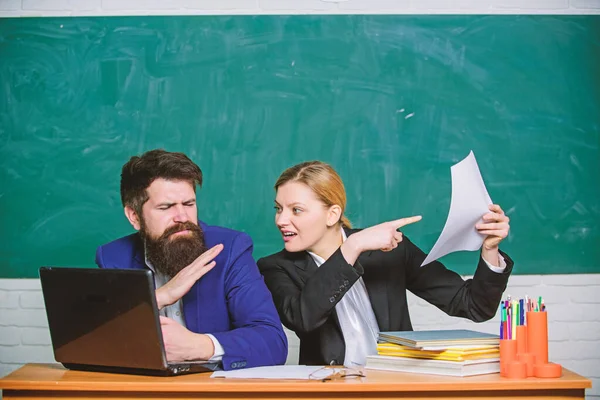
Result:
[257, 161, 512, 367]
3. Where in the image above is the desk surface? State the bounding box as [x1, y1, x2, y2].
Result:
[0, 363, 592, 400]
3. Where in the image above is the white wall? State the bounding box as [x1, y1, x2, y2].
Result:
[1, 275, 599, 398]
[0, 0, 598, 398]
[0, 0, 599, 15]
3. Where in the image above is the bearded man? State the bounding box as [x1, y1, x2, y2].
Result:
[95, 149, 287, 370]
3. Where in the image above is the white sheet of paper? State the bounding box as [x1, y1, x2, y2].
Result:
[211, 365, 328, 379]
[420, 151, 493, 267]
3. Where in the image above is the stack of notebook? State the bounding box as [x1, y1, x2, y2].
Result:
[366, 330, 500, 377]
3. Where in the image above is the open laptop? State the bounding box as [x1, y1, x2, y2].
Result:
[39, 266, 221, 376]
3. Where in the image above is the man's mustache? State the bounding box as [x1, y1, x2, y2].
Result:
[160, 222, 201, 240]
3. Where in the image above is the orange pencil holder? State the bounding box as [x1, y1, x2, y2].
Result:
[526, 311, 548, 364]
[500, 339, 527, 379]
[499, 339, 517, 377]
[515, 325, 535, 377]
[516, 325, 528, 354]
[518, 353, 536, 377]
[505, 360, 527, 379]
[525, 311, 562, 378]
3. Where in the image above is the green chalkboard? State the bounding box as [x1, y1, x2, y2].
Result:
[0, 15, 598, 278]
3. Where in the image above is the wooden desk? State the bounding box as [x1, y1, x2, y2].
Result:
[0, 363, 592, 400]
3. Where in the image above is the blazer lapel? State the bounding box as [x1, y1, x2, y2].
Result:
[291, 251, 319, 284]
[183, 286, 198, 333]
[131, 234, 147, 270]
[131, 235, 159, 293]
[293, 251, 346, 334]
[356, 245, 391, 332]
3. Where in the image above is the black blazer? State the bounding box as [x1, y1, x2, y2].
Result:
[257, 228, 513, 366]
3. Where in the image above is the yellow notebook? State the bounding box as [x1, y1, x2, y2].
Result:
[377, 343, 499, 362]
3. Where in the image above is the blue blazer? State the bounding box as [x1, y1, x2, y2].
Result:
[95, 221, 288, 370]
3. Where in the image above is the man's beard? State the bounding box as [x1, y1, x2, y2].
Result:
[141, 221, 208, 278]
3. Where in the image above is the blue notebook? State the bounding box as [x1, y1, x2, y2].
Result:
[378, 329, 499, 348]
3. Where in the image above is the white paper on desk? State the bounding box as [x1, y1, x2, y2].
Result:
[420, 151, 493, 267]
[211, 365, 326, 379]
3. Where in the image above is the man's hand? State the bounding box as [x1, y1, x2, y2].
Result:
[156, 244, 224, 310]
[160, 316, 215, 361]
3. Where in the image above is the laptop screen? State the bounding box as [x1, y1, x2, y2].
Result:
[39, 267, 169, 371]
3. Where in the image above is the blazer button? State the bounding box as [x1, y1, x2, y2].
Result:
[343, 280, 349, 286]
[329, 296, 335, 303]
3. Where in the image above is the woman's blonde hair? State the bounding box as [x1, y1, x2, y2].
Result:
[275, 161, 351, 228]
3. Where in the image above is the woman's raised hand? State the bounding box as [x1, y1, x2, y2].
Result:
[341, 216, 422, 265]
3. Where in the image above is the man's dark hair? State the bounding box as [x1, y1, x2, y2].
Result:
[120, 149, 203, 215]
